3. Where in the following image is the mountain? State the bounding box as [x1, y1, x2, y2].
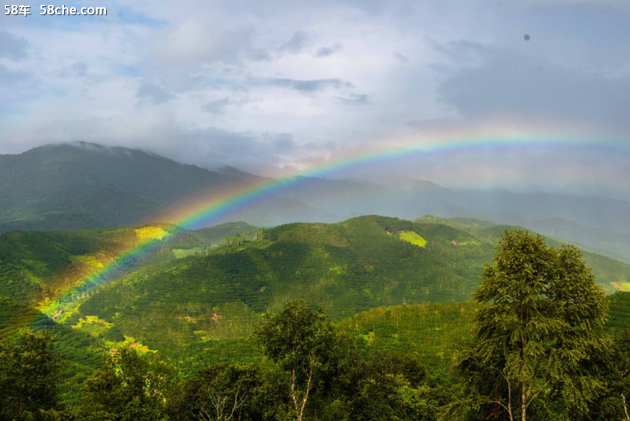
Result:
[4, 141, 630, 263]
[521, 217, 630, 264]
[276, 177, 630, 260]
[0, 142, 335, 232]
[415, 215, 630, 293]
[47, 215, 628, 361]
[1, 215, 629, 393]
[195, 221, 260, 245]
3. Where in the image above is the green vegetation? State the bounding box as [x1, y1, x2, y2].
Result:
[0, 330, 67, 420]
[195, 221, 260, 245]
[456, 230, 608, 420]
[2, 215, 628, 373]
[399, 230, 427, 247]
[64, 215, 497, 361]
[339, 302, 477, 375]
[6, 291, 630, 420]
[1, 217, 630, 419]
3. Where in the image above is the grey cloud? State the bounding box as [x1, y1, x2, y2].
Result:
[0, 31, 29, 61]
[278, 31, 307, 54]
[274, 133, 296, 150]
[58, 62, 88, 78]
[168, 74, 216, 93]
[316, 43, 342, 57]
[434, 41, 630, 133]
[202, 97, 250, 113]
[0, 65, 28, 85]
[393, 53, 409, 65]
[177, 127, 296, 173]
[53, 110, 292, 175]
[337, 93, 371, 105]
[202, 98, 230, 114]
[136, 82, 175, 104]
[268, 78, 353, 92]
[249, 49, 273, 61]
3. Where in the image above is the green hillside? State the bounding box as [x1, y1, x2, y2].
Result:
[66, 216, 489, 353]
[416, 215, 630, 294]
[143, 292, 630, 378]
[58, 215, 630, 362]
[1, 215, 628, 374]
[194, 221, 259, 245]
[0, 224, 211, 307]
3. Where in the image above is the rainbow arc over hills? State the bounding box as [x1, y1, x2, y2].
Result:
[37, 135, 625, 315]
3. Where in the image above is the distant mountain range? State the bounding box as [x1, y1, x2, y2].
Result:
[2, 141, 630, 261]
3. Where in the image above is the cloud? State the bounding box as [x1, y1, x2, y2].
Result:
[337, 93, 371, 105]
[393, 53, 409, 65]
[316, 43, 342, 57]
[434, 41, 630, 135]
[202, 97, 250, 113]
[58, 62, 88, 78]
[0, 65, 28, 85]
[267, 78, 353, 92]
[274, 133, 296, 151]
[249, 49, 273, 61]
[136, 82, 175, 105]
[278, 31, 308, 54]
[0, 31, 29, 61]
[157, 19, 252, 67]
[202, 98, 230, 114]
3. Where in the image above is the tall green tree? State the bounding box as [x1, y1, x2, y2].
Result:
[256, 301, 342, 421]
[170, 362, 262, 421]
[458, 230, 608, 421]
[76, 347, 176, 421]
[0, 329, 65, 421]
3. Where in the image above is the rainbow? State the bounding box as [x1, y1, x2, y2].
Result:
[37, 135, 629, 315]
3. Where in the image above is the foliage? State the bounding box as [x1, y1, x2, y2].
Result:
[256, 301, 343, 421]
[195, 222, 260, 246]
[338, 302, 478, 376]
[458, 230, 609, 421]
[76, 347, 177, 421]
[399, 230, 427, 247]
[169, 363, 263, 421]
[0, 330, 65, 420]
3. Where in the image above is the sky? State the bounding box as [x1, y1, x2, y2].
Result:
[1, 0, 630, 197]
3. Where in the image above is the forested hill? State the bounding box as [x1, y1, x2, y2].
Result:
[415, 215, 630, 294]
[54, 215, 630, 358]
[0, 221, 263, 308]
[0, 142, 334, 232]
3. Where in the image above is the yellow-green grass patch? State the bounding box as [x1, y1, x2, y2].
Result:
[398, 231, 427, 248]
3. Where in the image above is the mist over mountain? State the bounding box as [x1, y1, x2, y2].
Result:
[0, 142, 334, 232]
[2, 142, 630, 261]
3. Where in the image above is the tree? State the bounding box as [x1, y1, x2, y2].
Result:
[460, 230, 608, 421]
[586, 327, 630, 421]
[76, 347, 176, 421]
[0, 329, 65, 420]
[171, 362, 262, 421]
[255, 301, 341, 421]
